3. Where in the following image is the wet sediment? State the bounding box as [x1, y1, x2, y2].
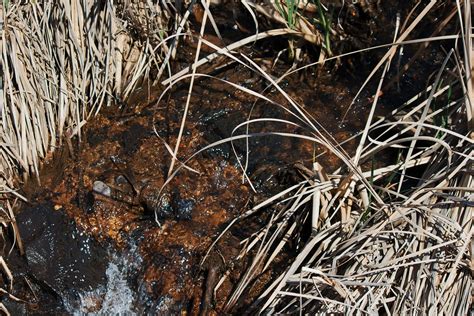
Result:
[3, 0, 451, 312]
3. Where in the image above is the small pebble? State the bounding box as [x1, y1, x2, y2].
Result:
[115, 175, 128, 185]
[93, 181, 111, 197]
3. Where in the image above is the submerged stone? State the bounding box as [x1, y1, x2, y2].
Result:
[16, 203, 108, 309]
[93, 181, 112, 197]
[140, 186, 194, 222]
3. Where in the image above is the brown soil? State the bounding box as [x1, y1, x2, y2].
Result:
[13, 57, 365, 313]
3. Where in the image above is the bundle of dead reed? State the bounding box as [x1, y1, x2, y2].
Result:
[181, 1, 472, 314]
[0, 0, 176, 197]
[222, 87, 472, 314]
[0, 1, 178, 306]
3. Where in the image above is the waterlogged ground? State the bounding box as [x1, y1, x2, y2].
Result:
[5, 61, 368, 314]
[3, 1, 447, 313]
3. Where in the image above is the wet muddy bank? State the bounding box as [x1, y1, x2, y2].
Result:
[5, 62, 446, 315]
[5, 62, 367, 314]
[2, 0, 457, 313]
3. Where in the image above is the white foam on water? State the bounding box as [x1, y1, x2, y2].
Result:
[66, 251, 138, 315]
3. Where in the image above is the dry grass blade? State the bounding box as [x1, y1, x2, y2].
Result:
[161, 28, 317, 86]
[189, 1, 474, 314]
[167, 0, 213, 178]
[343, 0, 437, 119]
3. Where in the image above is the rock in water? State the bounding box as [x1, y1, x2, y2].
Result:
[17, 203, 108, 310]
[93, 180, 112, 197]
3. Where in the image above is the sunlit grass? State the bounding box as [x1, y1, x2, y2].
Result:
[0, 0, 178, 307]
[1, 0, 472, 314]
[175, 1, 472, 314]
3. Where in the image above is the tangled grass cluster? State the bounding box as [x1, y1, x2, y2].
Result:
[0, 0, 176, 192]
[0, 0, 472, 314]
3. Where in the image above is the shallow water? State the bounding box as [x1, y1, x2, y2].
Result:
[68, 249, 138, 315]
[7, 63, 368, 314]
[4, 0, 449, 313]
